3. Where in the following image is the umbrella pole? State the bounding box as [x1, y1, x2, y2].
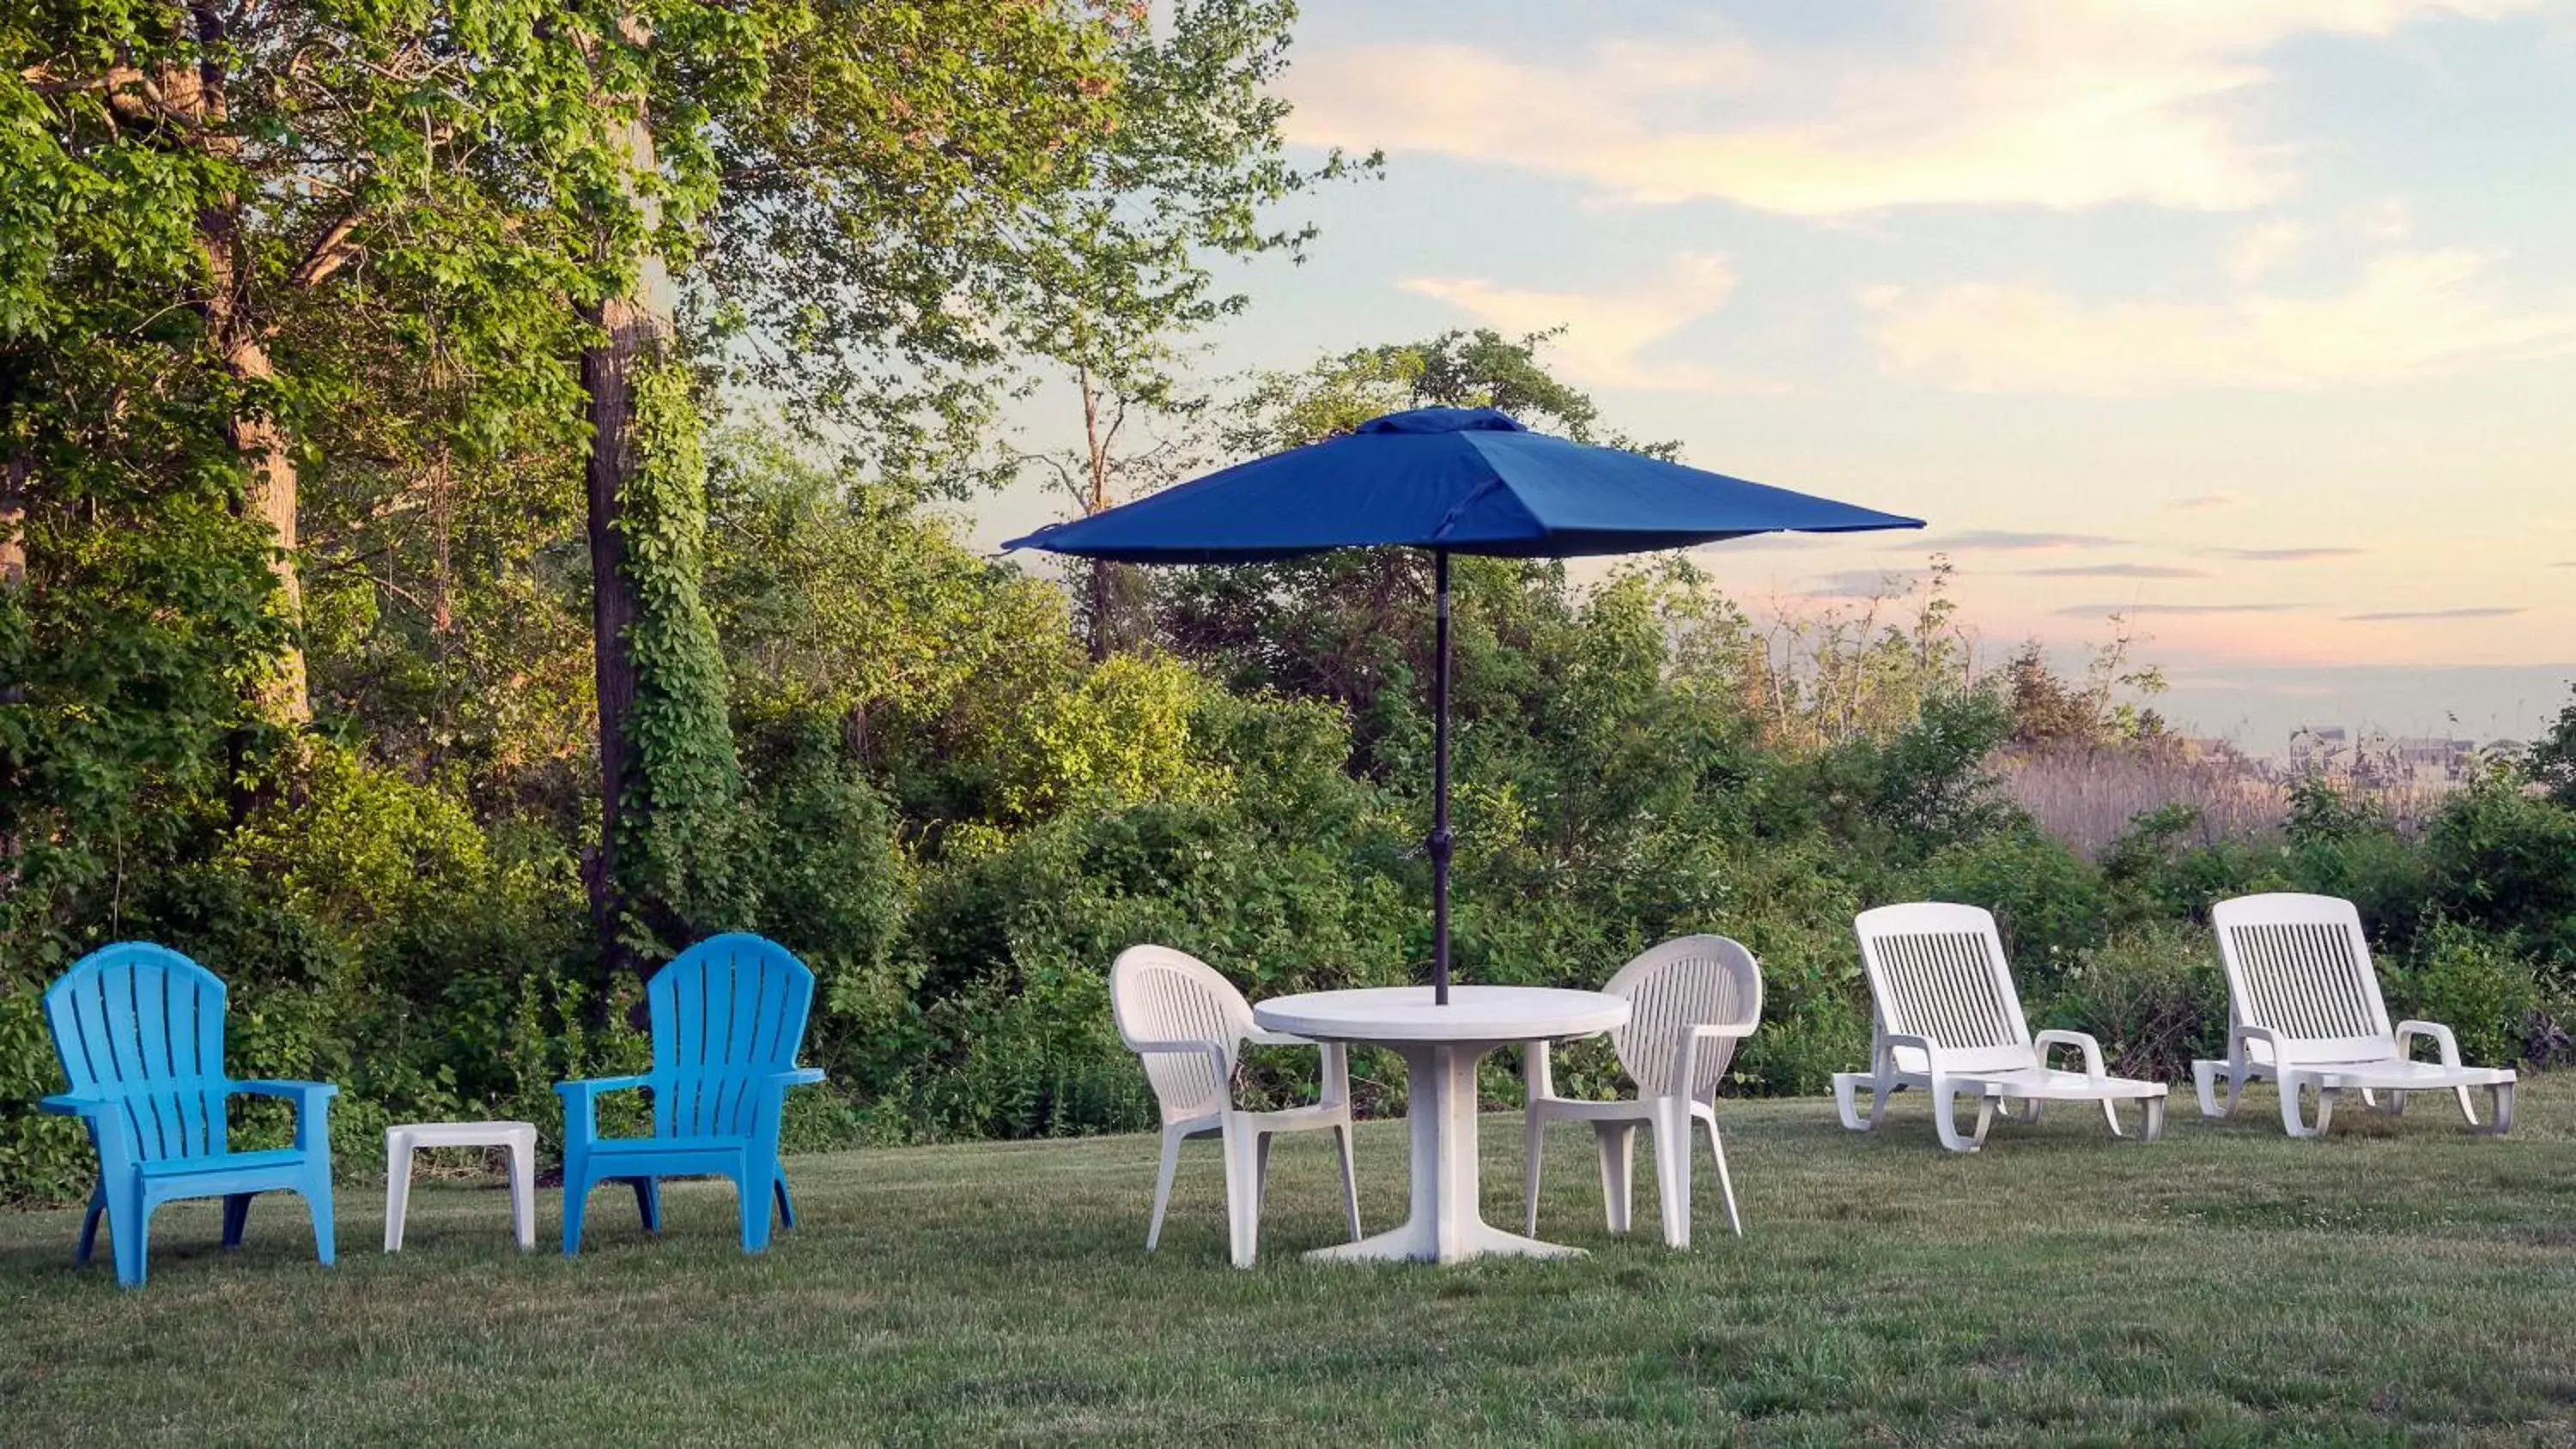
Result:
[1431, 549, 1453, 1006]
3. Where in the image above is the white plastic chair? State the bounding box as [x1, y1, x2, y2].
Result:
[1109, 946, 1361, 1268]
[1522, 935, 1762, 1247]
[1834, 903, 2167, 1153]
[2195, 893, 2516, 1137]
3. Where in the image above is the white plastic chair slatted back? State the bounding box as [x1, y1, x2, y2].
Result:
[1853, 903, 2036, 1074]
[1110, 946, 1256, 1124]
[1604, 935, 1762, 1099]
[2210, 894, 2393, 1065]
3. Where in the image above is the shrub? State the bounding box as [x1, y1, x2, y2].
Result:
[2386, 920, 2543, 1069]
[2031, 925, 2224, 1084]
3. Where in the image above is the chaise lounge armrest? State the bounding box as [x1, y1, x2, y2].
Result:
[2032, 1030, 2109, 1081]
[2393, 1021, 2464, 1067]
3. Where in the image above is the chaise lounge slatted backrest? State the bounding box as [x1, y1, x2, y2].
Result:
[649, 933, 818, 1140]
[44, 943, 234, 1164]
[1854, 903, 2035, 1076]
[2209, 894, 2392, 1066]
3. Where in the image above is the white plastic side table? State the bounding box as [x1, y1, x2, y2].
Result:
[385, 1120, 538, 1252]
[1252, 985, 1630, 1264]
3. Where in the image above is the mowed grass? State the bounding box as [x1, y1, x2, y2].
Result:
[9, 1074, 2576, 1446]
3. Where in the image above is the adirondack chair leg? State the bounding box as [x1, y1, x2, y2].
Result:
[222, 1192, 253, 1249]
[1332, 1122, 1362, 1243]
[631, 1177, 663, 1233]
[109, 1188, 151, 1288]
[1701, 1112, 1741, 1238]
[303, 1171, 336, 1267]
[1145, 1126, 1183, 1252]
[1593, 1121, 1636, 1234]
[1522, 1110, 1546, 1237]
[772, 1173, 796, 1231]
[562, 1178, 590, 1256]
[736, 1170, 773, 1253]
[76, 1182, 105, 1265]
[1650, 1096, 1692, 1250]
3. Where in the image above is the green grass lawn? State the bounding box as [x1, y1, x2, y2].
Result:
[9, 1075, 2576, 1446]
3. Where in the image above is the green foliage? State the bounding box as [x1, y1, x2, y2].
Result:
[2031, 924, 2226, 1084]
[611, 361, 753, 958]
[2386, 920, 2543, 1069]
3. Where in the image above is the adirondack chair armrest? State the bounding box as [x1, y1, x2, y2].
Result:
[2393, 1020, 2463, 1066]
[2032, 1030, 2108, 1081]
[38, 1093, 117, 1118]
[771, 1067, 828, 1088]
[556, 1074, 653, 1144]
[233, 1079, 337, 1151]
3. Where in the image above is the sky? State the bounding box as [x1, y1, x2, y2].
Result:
[972, 0, 2576, 751]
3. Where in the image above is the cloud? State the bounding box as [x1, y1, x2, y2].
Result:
[1284, 3, 2541, 215]
[1803, 568, 1930, 597]
[2169, 494, 2241, 512]
[2342, 606, 2529, 621]
[1931, 530, 2128, 551]
[2052, 602, 2303, 616]
[1866, 250, 2576, 394]
[2023, 563, 2211, 579]
[2206, 547, 2368, 561]
[2227, 221, 2308, 284]
[1399, 255, 1783, 392]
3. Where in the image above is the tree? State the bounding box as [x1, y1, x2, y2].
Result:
[1005, 0, 1375, 659]
[2530, 683, 2576, 809]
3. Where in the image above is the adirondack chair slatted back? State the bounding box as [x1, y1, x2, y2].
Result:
[647, 934, 817, 1139]
[1110, 946, 1254, 1123]
[1605, 936, 1763, 1099]
[2211, 894, 2393, 1065]
[43, 943, 232, 1163]
[1854, 904, 2035, 1074]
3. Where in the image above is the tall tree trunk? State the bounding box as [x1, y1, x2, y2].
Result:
[176, 3, 309, 723]
[0, 446, 24, 883]
[1078, 364, 1122, 661]
[579, 52, 674, 989]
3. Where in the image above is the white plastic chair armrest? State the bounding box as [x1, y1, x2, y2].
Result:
[2393, 1020, 2464, 1066]
[1242, 1028, 1312, 1047]
[1123, 1037, 1232, 1083]
[1522, 1039, 1555, 1103]
[2032, 1029, 2108, 1081]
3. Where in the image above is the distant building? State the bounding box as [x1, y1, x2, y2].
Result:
[2390, 737, 2477, 782]
[2289, 725, 2348, 769]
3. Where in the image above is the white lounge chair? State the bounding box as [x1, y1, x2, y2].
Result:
[2194, 893, 2516, 1137]
[1835, 903, 2167, 1152]
[1521, 935, 1761, 1247]
[1109, 945, 1362, 1267]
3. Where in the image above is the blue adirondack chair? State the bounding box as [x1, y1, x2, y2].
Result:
[558, 933, 826, 1255]
[38, 943, 337, 1288]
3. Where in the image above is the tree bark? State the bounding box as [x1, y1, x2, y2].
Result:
[0, 446, 20, 886]
[578, 62, 674, 987]
[176, 3, 309, 722]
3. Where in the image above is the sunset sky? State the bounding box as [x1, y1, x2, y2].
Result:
[976, 0, 2576, 749]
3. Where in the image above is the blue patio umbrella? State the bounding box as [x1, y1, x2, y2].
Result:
[1005, 407, 1923, 1003]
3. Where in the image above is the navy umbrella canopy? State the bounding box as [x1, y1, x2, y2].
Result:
[1005, 407, 1924, 1002]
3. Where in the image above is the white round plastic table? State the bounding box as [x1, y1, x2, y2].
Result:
[1252, 985, 1630, 1264]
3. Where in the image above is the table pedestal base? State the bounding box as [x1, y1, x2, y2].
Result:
[1303, 1042, 1583, 1264]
